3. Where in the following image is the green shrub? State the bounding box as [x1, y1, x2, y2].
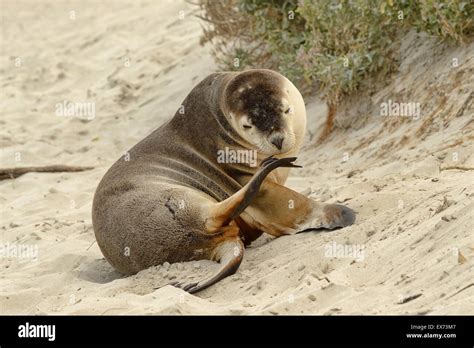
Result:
[397, 0, 474, 43]
[295, 0, 402, 100]
[197, 0, 473, 110]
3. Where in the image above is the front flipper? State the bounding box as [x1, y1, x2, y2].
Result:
[229, 179, 356, 237]
[296, 203, 356, 233]
[321, 203, 356, 229]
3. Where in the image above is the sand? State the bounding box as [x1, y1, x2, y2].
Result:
[1, 0, 473, 315]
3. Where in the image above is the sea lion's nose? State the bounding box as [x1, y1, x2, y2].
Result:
[271, 135, 284, 150]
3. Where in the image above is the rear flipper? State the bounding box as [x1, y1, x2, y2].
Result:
[171, 237, 244, 294]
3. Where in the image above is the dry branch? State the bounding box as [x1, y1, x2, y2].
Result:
[0, 165, 94, 180]
[440, 165, 474, 172]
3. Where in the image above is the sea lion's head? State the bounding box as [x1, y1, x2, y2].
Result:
[222, 69, 306, 155]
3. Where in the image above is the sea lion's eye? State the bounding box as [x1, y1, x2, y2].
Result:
[243, 125, 252, 130]
[284, 107, 291, 114]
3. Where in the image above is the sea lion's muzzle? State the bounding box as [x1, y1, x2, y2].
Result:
[270, 133, 284, 150]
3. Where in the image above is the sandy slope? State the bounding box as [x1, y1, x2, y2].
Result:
[1, 0, 473, 314]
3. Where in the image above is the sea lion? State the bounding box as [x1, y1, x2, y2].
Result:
[92, 69, 355, 293]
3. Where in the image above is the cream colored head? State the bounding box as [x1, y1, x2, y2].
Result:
[222, 69, 306, 156]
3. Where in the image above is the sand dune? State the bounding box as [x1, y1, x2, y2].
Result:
[1, 0, 473, 314]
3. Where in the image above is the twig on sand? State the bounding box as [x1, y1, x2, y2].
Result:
[0, 165, 94, 180]
[397, 293, 422, 304]
[446, 283, 474, 300]
[86, 240, 96, 251]
[440, 165, 474, 172]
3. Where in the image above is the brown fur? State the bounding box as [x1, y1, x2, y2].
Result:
[92, 69, 355, 293]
